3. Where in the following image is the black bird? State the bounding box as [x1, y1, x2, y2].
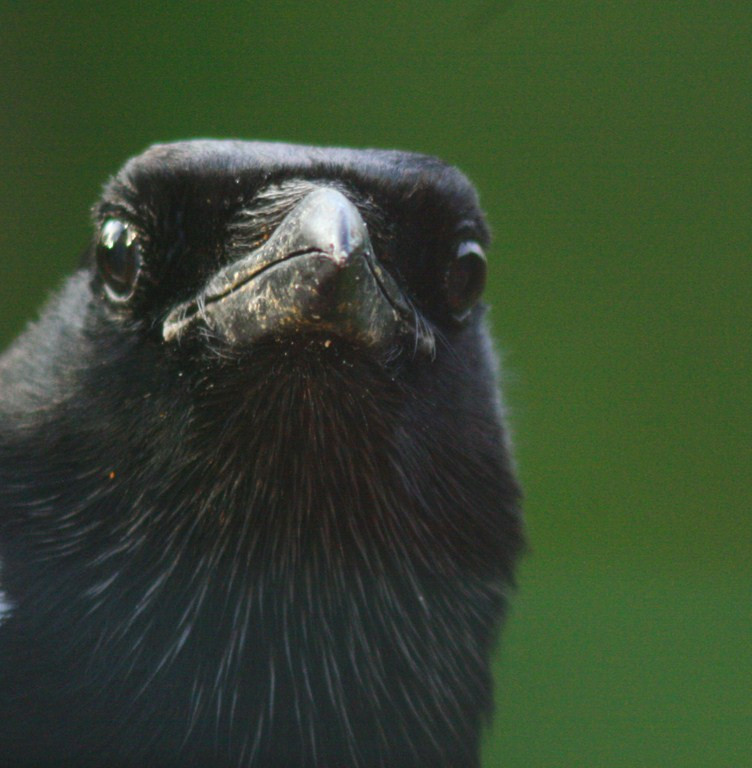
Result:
[0, 141, 523, 768]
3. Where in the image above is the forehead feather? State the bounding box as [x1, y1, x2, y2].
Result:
[99, 140, 485, 232]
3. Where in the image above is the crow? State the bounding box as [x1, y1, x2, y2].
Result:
[0, 141, 523, 768]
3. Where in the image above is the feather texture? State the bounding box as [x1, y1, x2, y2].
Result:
[0, 141, 523, 768]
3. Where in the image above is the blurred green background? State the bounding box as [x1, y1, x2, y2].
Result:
[1, 2, 749, 765]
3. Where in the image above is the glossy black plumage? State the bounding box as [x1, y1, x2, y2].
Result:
[0, 141, 523, 767]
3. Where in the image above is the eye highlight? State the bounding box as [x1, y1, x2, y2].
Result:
[96, 219, 142, 301]
[444, 241, 487, 321]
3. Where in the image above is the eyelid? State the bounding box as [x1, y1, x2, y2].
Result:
[457, 240, 485, 259]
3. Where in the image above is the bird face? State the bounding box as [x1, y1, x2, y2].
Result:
[90, 141, 489, 369]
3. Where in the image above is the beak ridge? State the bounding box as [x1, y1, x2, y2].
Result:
[293, 187, 370, 265]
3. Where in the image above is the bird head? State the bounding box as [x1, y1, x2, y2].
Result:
[2, 138, 520, 574]
[1, 138, 521, 578]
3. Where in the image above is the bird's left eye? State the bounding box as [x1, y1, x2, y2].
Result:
[96, 219, 142, 301]
[444, 241, 487, 321]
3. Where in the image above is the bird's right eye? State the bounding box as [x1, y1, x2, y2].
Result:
[96, 219, 142, 301]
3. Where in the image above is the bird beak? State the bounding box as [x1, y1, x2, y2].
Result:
[163, 187, 434, 355]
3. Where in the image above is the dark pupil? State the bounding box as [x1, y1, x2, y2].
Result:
[446, 251, 486, 317]
[97, 220, 140, 297]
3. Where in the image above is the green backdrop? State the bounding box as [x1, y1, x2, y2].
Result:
[1, 3, 749, 765]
